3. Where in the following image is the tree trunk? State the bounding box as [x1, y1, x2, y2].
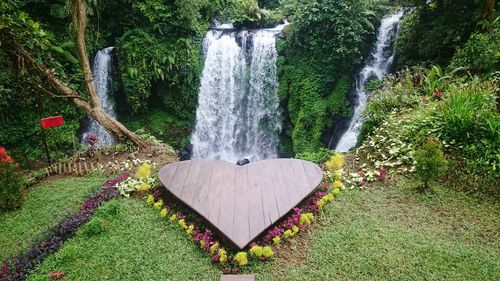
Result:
[0, 2, 148, 148]
[486, 0, 497, 26]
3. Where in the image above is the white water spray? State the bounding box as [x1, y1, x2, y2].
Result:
[334, 10, 406, 152]
[191, 25, 286, 163]
[82, 47, 116, 148]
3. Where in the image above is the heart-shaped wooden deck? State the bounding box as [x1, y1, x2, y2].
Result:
[158, 159, 323, 249]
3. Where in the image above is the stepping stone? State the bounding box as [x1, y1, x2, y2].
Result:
[220, 274, 255, 281]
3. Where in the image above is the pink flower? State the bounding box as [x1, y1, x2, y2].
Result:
[379, 167, 388, 184]
[433, 88, 442, 99]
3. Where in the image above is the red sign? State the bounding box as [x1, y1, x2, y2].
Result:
[41, 116, 64, 129]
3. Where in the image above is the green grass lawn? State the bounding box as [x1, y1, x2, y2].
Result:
[27, 198, 220, 281]
[0, 175, 105, 261]
[27, 179, 499, 281]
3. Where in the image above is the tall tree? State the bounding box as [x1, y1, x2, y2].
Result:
[0, 0, 148, 148]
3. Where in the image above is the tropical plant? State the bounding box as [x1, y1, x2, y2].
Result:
[0, 146, 24, 212]
[413, 136, 447, 191]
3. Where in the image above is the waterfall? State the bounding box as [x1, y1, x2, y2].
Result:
[82, 47, 116, 148]
[191, 24, 286, 163]
[334, 10, 406, 152]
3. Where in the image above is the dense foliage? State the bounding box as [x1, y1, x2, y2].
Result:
[395, 0, 489, 68]
[0, 147, 24, 212]
[277, 0, 380, 154]
[358, 15, 500, 197]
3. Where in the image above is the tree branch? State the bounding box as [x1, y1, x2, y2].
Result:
[74, 0, 101, 108]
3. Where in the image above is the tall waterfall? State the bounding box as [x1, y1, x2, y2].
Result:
[334, 10, 406, 152]
[191, 24, 286, 163]
[82, 47, 116, 147]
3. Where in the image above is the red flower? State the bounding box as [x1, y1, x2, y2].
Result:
[433, 88, 443, 99]
[48, 271, 65, 280]
[0, 146, 14, 164]
[2, 262, 8, 270]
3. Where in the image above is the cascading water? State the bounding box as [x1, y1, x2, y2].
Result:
[334, 10, 406, 152]
[82, 47, 116, 148]
[190, 24, 286, 163]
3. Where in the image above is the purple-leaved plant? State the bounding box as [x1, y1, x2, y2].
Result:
[0, 174, 127, 281]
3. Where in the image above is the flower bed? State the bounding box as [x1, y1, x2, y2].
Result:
[136, 155, 346, 268]
[0, 174, 128, 281]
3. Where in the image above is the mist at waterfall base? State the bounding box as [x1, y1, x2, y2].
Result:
[190, 24, 286, 163]
[81, 47, 117, 148]
[332, 10, 406, 152]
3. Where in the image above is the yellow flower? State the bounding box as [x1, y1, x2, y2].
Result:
[146, 195, 155, 205]
[160, 208, 168, 218]
[210, 242, 220, 255]
[249, 245, 263, 257]
[136, 163, 151, 179]
[306, 212, 315, 222]
[292, 225, 299, 234]
[317, 198, 326, 209]
[200, 239, 206, 249]
[219, 248, 228, 264]
[219, 254, 228, 264]
[332, 180, 344, 190]
[262, 246, 273, 258]
[332, 187, 341, 196]
[324, 193, 334, 203]
[234, 252, 248, 266]
[272, 236, 281, 245]
[136, 182, 151, 192]
[169, 214, 177, 222]
[283, 229, 294, 239]
[218, 248, 227, 257]
[333, 170, 342, 180]
[326, 154, 344, 171]
[300, 212, 315, 225]
[178, 219, 187, 229]
[186, 224, 194, 236]
[300, 213, 311, 225]
[153, 199, 163, 209]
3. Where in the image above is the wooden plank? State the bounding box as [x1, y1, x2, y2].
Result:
[265, 159, 288, 217]
[290, 159, 312, 198]
[246, 162, 265, 240]
[160, 162, 179, 187]
[278, 159, 302, 204]
[217, 162, 236, 238]
[191, 160, 215, 210]
[258, 160, 280, 224]
[179, 161, 203, 203]
[169, 161, 191, 195]
[207, 161, 225, 223]
[303, 161, 323, 188]
[233, 165, 250, 248]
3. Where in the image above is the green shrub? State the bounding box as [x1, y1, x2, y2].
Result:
[433, 82, 499, 176]
[81, 218, 106, 237]
[295, 148, 333, 164]
[413, 137, 447, 191]
[0, 163, 25, 212]
[450, 19, 500, 76]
